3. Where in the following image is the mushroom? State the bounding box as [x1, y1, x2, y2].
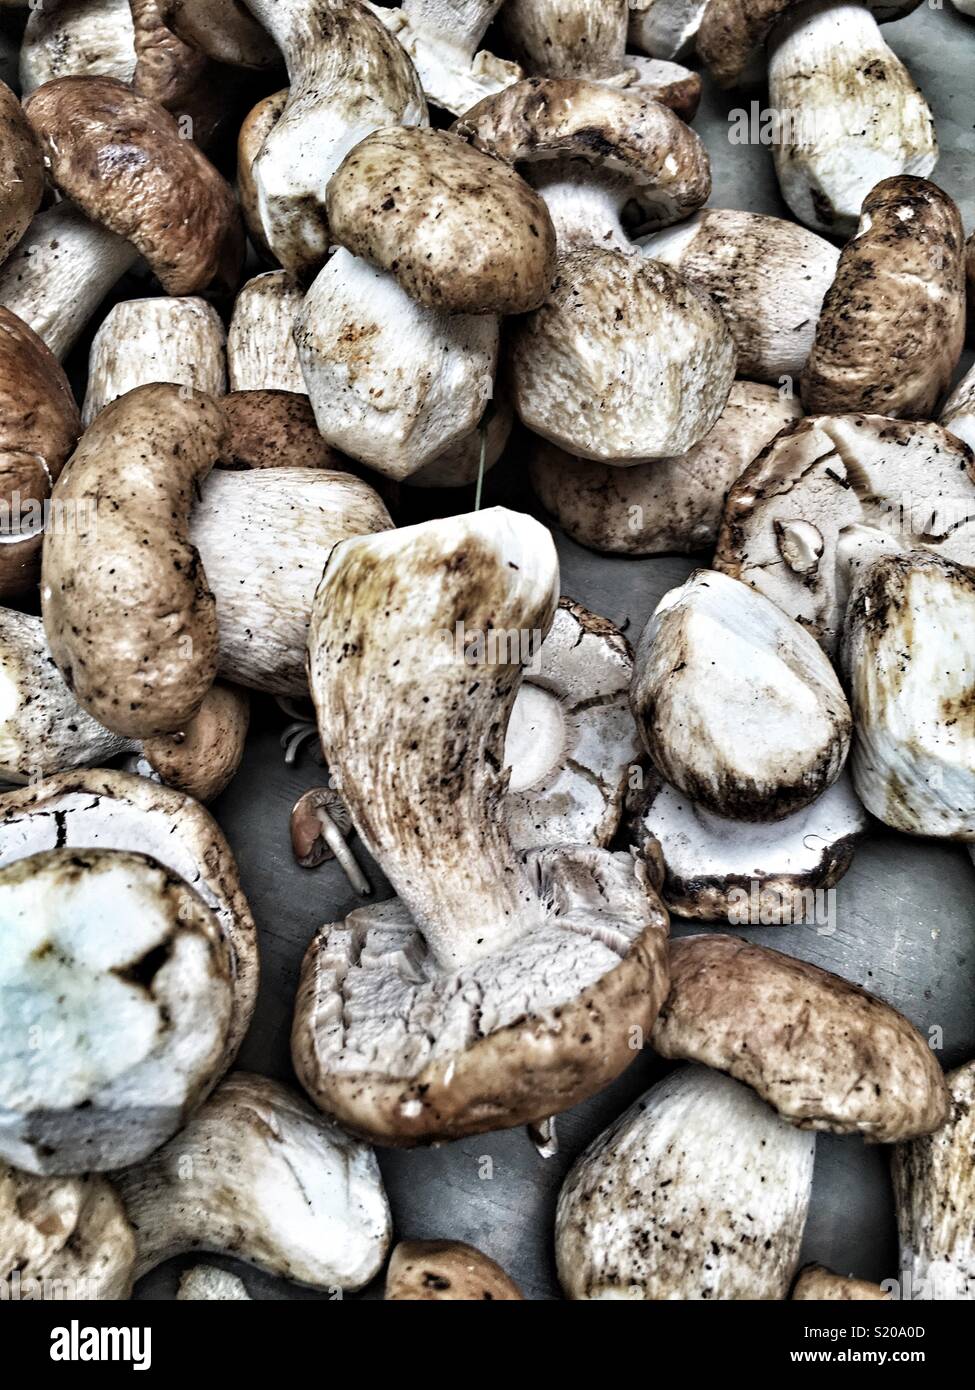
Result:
[82, 296, 227, 425]
[941, 362, 975, 455]
[801, 178, 966, 419]
[652, 935, 950, 1141]
[162, 0, 281, 69]
[293, 507, 671, 1144]
[290, 786, 371, 897]
[630, 569, 852, 821]
[0, 78, 43, 269]
[840, 550, 975, 839]
[0, 608, 249, 803]
[0, 1163, 136, 1300]
[0, 202, 140, 362]
[792, 1264, 889, 1300]
[630, 769, 866, 923]
[23, 75, 243, 296]
[892, 1058, 975, 1300]
[555, 1066, 816, 1299]
[639, 209, 840, 384]
[628, 0, 710, 60]
[226, 271, 305, 394]
[406, 395, 514, 489]
[385, 1240, 523, 1300]
[20, 0, 137, 94]
[0, 767, 259, 1066]
[177, 1264, 251, 1300]
[0, 845, 234, 1174]
[766, 1, 937, 236]
[112, 1072, 392, 1291]
[715, 414, 975, 655]
[530, 380, 802, 555]
[365, 0, 523, 116]
[0, 305, 81, 600]
[504, 598, 642, 850]
[219, 390, 338, 471]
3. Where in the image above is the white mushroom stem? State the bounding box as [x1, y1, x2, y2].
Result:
[941, 362, 975, 455]
[311, 802, 372, 897]
[0, 203, 139, 361]
[367, 0, 521, 114]
[227, 270, 305, 393]
[308, 508, 559, 970]
[530, 165, 635, 254]
[20, 0, 136, 93]
[628, 0, 709, 60]
[83, 297, 227, 425]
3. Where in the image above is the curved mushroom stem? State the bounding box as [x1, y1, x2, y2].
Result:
[530, 165, 632, 254]
[291, 787, 372, 896]
[308, 507, 559, 970]
[367, 0, 519, 114]
[314, 805, 372, 897]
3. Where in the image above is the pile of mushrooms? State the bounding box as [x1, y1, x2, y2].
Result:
[0, 0, 970, 1308]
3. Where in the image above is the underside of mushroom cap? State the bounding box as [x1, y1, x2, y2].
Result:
[652, 935, 950, 1142]
[292, 844, 670, 1145]
[0, 846, 233, 1174]
[631, 770, 867, 923]
[326, 126, 556, 315]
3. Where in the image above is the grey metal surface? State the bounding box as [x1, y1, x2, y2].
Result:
[136, 4, 975, 1300]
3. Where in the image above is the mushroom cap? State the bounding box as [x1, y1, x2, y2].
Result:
[0, 79, 44, 268]
[385, 1240, 523, 1300]
[801, 178, 966, 420]
[455, 78, 711, 233]
[114, 1072, 392, 1290]
[556, 1065, 815, 1299]
[841, 550, 975, 839]
[130, 0, 209, 110]
[292, 845, 670, 1145]
[892, 1059, 975, 1300]
[42, 383, 224, 738]
[164, 0, 281, 68]
[0, 1163, 136, 1300]
[631, 569, 852, 821]
[792, 1264, 889, 1300]
[511, 248, 736, 462]
[0, 306, 82, 599]
[139, 681, 250, 804]
[219, 390, 340, 470]
[236, 88, 287, 260]
[0, 768, 259, 1070]
[23, 76, 243, 294]
[631, 769, 867, 922]
[623, 55, 702, 122]
[715, 414, 975, 656]
[177, 1264, 251, 1300]
[0, 846, 234, 1174]
[530, 380, 802, 555]
[653, 935, 950, 1142]
[327, 126, 556, 316]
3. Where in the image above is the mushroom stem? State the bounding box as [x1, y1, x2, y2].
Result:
[530, 165, 632, 254]
[527, 1115, 559, 1158]
[314, 806, 372, 897]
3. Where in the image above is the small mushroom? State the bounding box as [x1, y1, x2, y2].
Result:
[385, 1239, 523, 1300]
[112, 1072, 392, 1291]
[530, 380, 801, 555]
[892, 1058, 975, 1300]
[640, 208, 839, 383]
[290, 787, 371, 897]
[630, 569, 852, 821]
[177, 1264, 251, 1300]
[841, 550, 975, 839]
[715, 414, 975, 655]
[0, 78, 43, 268]
[792, 1264, 889, 1300]
[226, 270, 305, 394]
[630, 769, 867, 923]
[653, 935, 950, 1141]
[0, 846, 234, 1174]
[0, 1163, 136, 1300]
[801, 178, 966, 419]
[556, 1066, 816, 1299]
[294, 508, 671, 1144]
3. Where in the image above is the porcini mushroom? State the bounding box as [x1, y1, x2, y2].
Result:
[556, 1066, 816, 1299]
[219, 390, 338, 471]
[163, 0, 280, 68]
[226, 271, 305, 395]
[892, 1058, 975, 1300]
[177, 1264, 251, 1299]
[0, 78, 43, 269]
[113, 1072, 392, 1291]
[385, 1240, 523, 1299]
[293, 507, 671, 1143]
[630, 569, 852, 821]
[629, 0, 710, 60]
[652, 935, 950, 1141]
[0, 846, 234, 1174]
[20, 0, 137, 94]
[941, 362, 975, 455]
[792, 1264, 889, 1300]
[801, 178, 966, 419]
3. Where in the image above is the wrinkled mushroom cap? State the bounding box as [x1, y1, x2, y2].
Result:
[385, 1240, 523, 1300]
[327, 126, 557, 315]
[24, 76, 243, 294]
[0, 79, 44, 268]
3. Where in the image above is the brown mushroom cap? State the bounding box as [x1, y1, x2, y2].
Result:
[130, 0, 208, 109]
[219, 390, 341, 471]
[455, 78, 711, 233]
[24, 76, 243, 294]
[237, 88, 287, 260]
[0, 307, 82, 599]
[41, 383, 224, 739]
[139, 682, 250, 803]
[385, 1240, 523, 1300]
[801, 177, 966, 419]
[792, 1264, 889, 1300]
[163, 0, 281, 69]
[0, 79, 44, 269]
[653, 935, 950, 1142]
[326, 126, 557, 316]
